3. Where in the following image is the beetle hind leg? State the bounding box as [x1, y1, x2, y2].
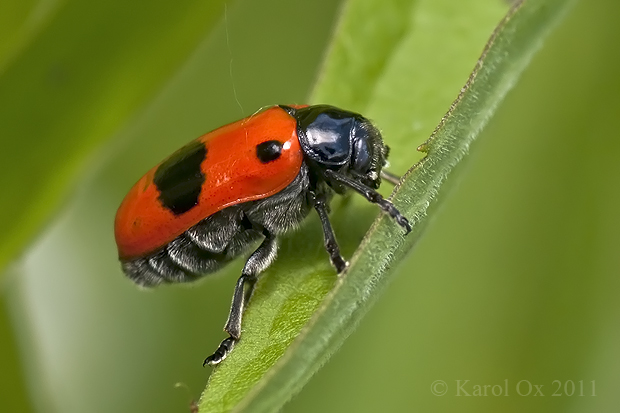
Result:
[204, 230, 278, 366]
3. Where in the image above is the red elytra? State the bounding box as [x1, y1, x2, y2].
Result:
[114, 106, 304, 259]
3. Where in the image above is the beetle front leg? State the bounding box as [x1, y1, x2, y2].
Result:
[203, 230, 278, 366]
[324, 169, 411, 234]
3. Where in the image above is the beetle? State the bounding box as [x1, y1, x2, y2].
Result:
[114, 104, 410, 366]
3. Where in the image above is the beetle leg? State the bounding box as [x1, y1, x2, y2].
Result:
[324, 169, 411, 234]
[312, 193, 348, 273]
[204, 230, 277, 366]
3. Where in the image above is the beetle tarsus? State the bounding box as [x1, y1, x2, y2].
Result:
[203, 336, 236, 366]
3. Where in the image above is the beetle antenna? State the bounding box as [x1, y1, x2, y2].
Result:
[380, 170, 401, 186]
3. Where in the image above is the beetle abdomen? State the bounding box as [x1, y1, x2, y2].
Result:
[122, 167, 312, 287]
[121, 208, 262, 287]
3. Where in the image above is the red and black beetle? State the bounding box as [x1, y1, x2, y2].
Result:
[115, 104, 410, 365]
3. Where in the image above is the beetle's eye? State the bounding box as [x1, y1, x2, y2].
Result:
[352, 133, 371, 173]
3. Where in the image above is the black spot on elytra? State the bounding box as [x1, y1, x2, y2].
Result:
[154, 141, 207, 215]
[256, 140, 283, 163]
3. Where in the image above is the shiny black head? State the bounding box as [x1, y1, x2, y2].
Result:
[280, 105, 387, 188]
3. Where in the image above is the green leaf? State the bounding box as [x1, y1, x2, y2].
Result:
[0, 0, 229, 275]
[198, 0, 576, 411]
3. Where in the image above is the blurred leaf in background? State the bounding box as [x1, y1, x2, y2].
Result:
[1, 0, 340, 411]
[1, 0, 619, 412]
[0, 0, 229, 276]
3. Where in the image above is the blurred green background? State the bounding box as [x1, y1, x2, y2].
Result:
[1, 0, 619, 412]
